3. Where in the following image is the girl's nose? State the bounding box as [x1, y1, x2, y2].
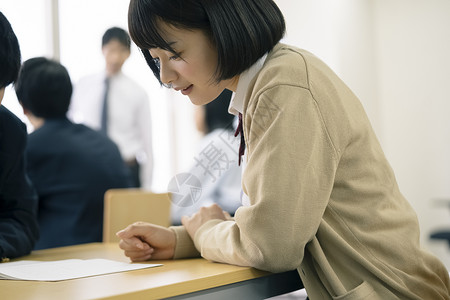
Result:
[159, 61, 177, 87]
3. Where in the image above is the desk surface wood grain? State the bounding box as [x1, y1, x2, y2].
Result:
[0, 243, 270, 300]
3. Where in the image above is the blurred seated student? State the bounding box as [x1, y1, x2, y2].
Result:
[15, 57, 131, 249]
[0, 11, 39, 260]
[171, 89, 242, 225]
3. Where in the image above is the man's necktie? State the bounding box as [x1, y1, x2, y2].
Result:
[100, 77, 109, 135]
[234, 112, 246, 166]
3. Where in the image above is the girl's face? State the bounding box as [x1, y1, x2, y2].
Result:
[148, 23, 238, 105]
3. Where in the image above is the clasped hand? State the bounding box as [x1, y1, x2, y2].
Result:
[116, 204, 228, 262]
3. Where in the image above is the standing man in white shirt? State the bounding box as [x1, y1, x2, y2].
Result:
[69, 27, 153, 189]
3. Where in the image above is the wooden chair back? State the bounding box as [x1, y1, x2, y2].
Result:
[103, 189, 171, 243]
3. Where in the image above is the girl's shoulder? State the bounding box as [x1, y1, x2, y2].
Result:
[257, 44, 311, 90]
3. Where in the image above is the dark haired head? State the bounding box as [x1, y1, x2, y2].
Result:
[102, 27, 131, 50]
[128, 0, 285, 85]
[204, 89, 234, 133]
[15, 57, 72, 119]
[0, 11, 21, 89]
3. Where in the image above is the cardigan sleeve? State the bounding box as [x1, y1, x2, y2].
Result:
[169, 226, 200, 259]
[193, 85, 340, 272]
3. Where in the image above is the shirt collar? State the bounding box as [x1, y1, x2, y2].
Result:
[105, 70, 123, 81]
[228, 54, 267, 116]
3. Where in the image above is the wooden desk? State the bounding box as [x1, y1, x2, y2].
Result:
[0, 243, 303, 299]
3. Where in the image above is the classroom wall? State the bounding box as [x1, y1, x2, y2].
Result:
[373, 0, 450, 267]
[0, 0, 49, 124]
[276, 0, 380, 135]
[276, 0, 450, 267]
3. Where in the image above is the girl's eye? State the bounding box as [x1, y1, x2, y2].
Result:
[169, 53, 182, 61]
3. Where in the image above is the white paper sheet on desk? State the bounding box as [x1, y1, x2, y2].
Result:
[0, 258, 162, 281]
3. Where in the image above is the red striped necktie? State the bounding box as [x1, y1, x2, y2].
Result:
[234, 113, 246, 166]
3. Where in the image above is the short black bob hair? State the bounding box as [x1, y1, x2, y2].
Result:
[15, 57, 73, 119]
[0, 11, 21, 89]
[128, 0, 285, 85]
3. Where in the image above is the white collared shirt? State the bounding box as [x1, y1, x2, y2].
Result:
[68, 71, 154, 189]
[228, 54, 267, 116]
[228, 54, 267, 206]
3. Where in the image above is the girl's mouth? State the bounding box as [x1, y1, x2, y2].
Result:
[181, 84, 193, 95]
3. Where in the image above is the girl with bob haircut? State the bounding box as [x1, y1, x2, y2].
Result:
[118, 1, 450, 299]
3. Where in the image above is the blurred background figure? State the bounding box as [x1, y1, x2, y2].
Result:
[16, 57, 131, 249]
[69, 27, 153, 189]
[0, 11, 39, 260]
[171, 90, 242, 225]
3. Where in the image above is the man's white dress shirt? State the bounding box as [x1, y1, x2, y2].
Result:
[69, 71, 154, 189]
